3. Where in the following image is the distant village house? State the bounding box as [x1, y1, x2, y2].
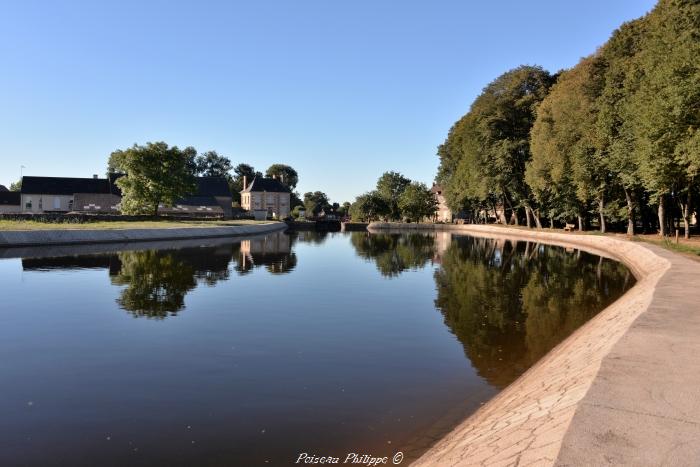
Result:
[240, 176, 291, 220]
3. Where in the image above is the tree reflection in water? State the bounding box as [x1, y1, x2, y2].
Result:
[350, 232, 437, 277]
[434, 235, 634, 388]
[22, 232, 297, 319]
[351, 231, 634, 388]
[110, 250, 200, 318]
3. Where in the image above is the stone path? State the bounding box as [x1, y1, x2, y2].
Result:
[368, 224, 699, 466]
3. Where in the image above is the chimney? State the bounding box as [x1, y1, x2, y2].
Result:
[93, 174, 98, 179]
[243, 175, 247, 191]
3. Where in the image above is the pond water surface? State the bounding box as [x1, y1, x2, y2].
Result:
[0, 230, 635, 466]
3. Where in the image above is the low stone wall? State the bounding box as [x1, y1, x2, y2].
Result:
[340, 222, 368, 232]
[369, 223, 700, 466]
[0, 222, 287, 247]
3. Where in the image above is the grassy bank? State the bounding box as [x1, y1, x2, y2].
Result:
[0, 219, 273, 231]
[632, 234, 700, 258]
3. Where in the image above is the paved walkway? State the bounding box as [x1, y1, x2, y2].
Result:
[556, 244, 700, 466]
[369, 224, 700, 466]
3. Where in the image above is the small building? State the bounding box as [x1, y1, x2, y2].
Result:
[240, 176, 291, 220]
[158, 177, 232, 218]
[431, 184, 452, 222]
[0, 191, 21, 213]
[20, 175, 122, 213]
[0, 185, 8, 192]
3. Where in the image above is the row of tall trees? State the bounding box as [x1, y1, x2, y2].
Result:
[107, 142, 302, 215]
[350, 171, 437, 222]
[437, 0, 700, 237]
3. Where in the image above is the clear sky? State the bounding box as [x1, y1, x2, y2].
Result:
[0, 0, 656, 202]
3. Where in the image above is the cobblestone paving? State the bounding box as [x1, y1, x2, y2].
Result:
[367, 225, 671, 467]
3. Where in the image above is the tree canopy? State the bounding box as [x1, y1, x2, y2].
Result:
[195, 151, 233, 178]
[112, 142, 197, 216]
[435, 0, 700, 237]
[303, 191, 331, 216]
[266, 164, 299, 190]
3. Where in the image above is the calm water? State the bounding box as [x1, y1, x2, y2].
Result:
[0, 231, 634, 466]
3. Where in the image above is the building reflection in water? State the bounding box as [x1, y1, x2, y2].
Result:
[236, 232, 296, 275]
[21, 232, 296, 319]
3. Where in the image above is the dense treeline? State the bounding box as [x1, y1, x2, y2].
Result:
[437, 0, 700, 237]
[349, 171, 437, 222]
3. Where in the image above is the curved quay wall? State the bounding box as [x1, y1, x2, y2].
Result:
[0, 222, 287, 248]
[369, 222, 700, 466]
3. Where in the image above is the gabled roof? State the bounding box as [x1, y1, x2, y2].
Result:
[21, 176, 122, 196]
[0, 191, 20, 205]
[195, 177, 231, 197]
[0, 185, 8, 192]
[241, 177, 291, 193]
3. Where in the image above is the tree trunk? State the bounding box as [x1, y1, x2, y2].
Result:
[624, 187, 635, 236]
[598, 194, 606, 234]
[578, 214, 584, 232]
[549, 217, 554, 229]
[658, 194, 666, 236]
[532, 207, 543, 229]
[682, 189, 691, 239]
[498, 199, 508, 224]
[525, 205, 532, 228]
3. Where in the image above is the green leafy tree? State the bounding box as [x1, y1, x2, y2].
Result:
[349, 191, 389, 222]
[112, 142, 197, 216]
[376, 171, 411, 220]
[9, 180, 21, 191]
[528, 55, 607, 231]
[266, 164, 299, 190]
[596, 17, 648, 235]
[398, 182, 437, 222]
[303, 191, 330, 216]
[631, 0, 700, 236]
[337, 201, 351, 217]
[437, 66, 555, 227]
[195, 151, 233, 178]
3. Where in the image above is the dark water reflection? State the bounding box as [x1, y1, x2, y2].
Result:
[0, 230, 633, 466]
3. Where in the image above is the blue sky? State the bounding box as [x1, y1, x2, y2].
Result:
[0, 0, 656, 202]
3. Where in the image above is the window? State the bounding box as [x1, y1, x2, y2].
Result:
[53, 197, 61, 209]
[68, 200, 73, 211]
[25, 199, 32, 209]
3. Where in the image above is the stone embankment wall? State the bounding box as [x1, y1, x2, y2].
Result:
[0, 222, 287, 247]
[370, 223, 700, 466]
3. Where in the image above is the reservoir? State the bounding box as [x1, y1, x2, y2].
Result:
[0, 230, 634, 466]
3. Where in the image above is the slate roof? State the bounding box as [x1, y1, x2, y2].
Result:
[241, 177, 291, 193]
[0, 185, 8, 192]
[21, 175, 122, 196]
[195, 177, 231, 197]
[174, 196, 220, 207]
[0, 191, 20, 206]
